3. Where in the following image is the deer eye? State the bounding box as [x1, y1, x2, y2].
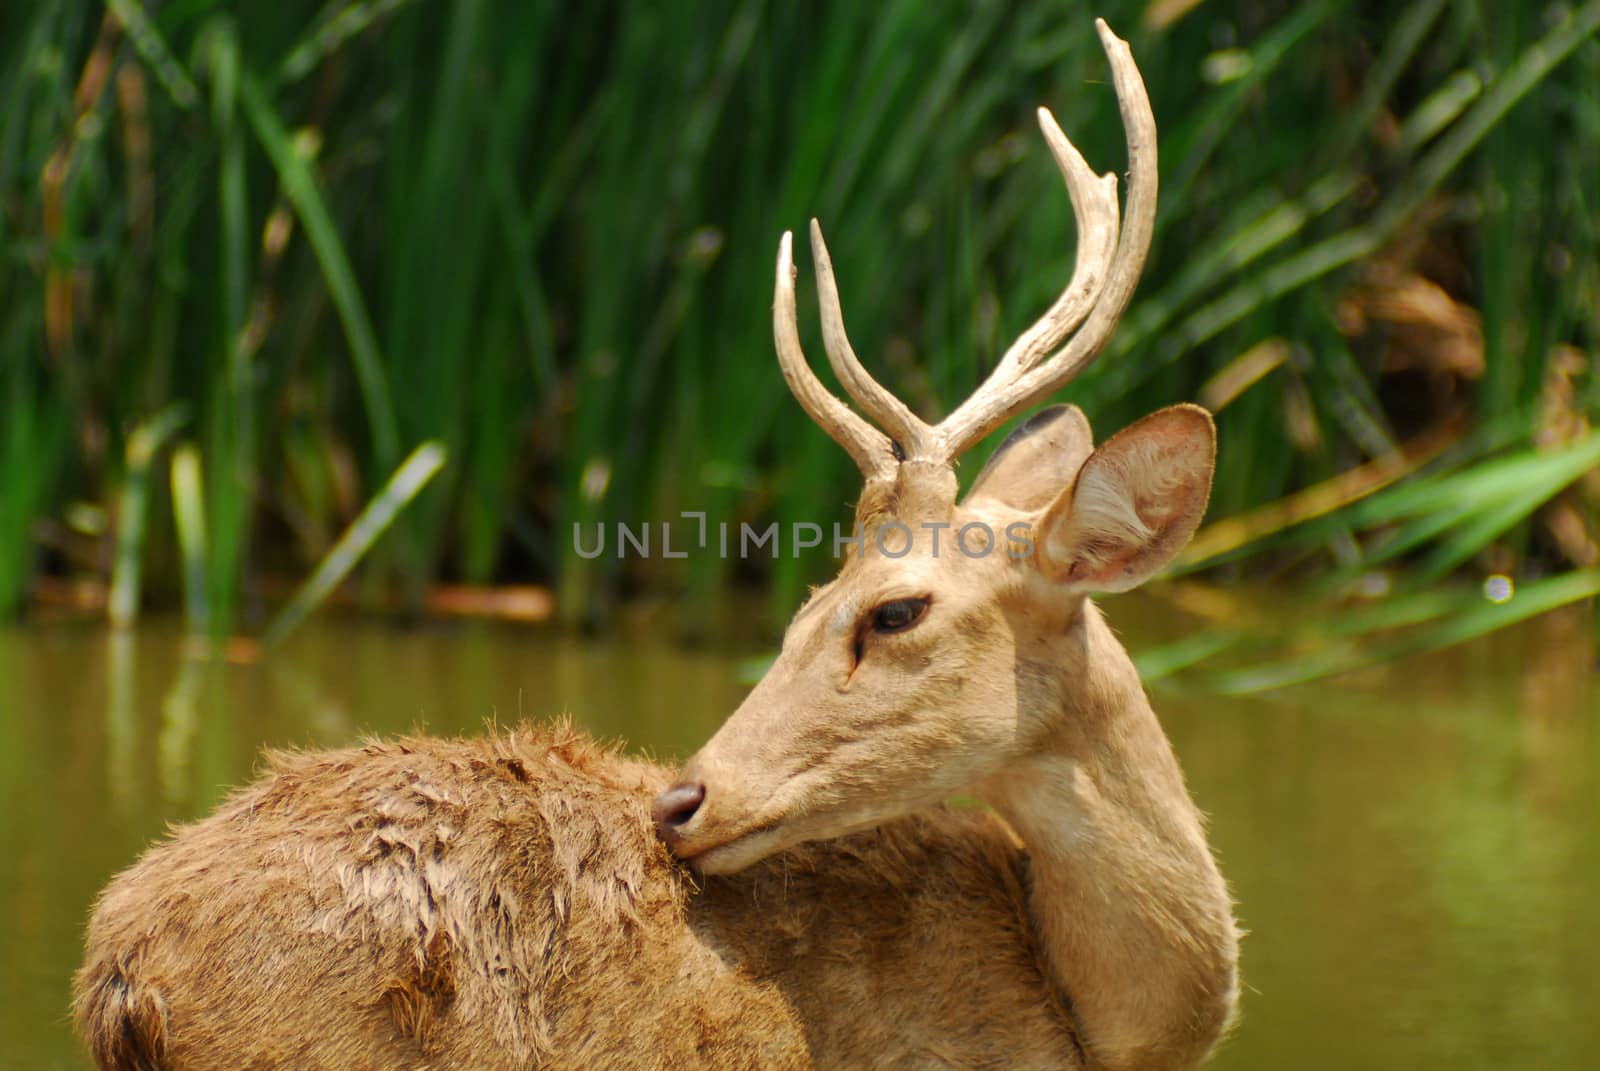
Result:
[870, 597, 930, 635]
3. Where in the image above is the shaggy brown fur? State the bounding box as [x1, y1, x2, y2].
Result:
[76, 724, 1082, 1070]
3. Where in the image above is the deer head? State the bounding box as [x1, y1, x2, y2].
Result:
[654, 20, 1213, 875]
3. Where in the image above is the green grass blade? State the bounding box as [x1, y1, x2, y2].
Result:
[1134, 630, 1243, 684]
[170, 444, 209, 633]
[275, 0, 422, 87]
[105, 0, 199, 108]
[1207, 571, 1600, 695]
[199, 16, 253, 633]
[238, 70, 401, 471]
[263, 441, 447, 649]
[109, 405, 189, 629]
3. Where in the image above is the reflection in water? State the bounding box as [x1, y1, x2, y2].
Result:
[104, 632, 138, 815]
[0, 608, 1595, 1069]
[157, 654, 203, 808]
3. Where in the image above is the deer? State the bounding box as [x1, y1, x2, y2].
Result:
[75, 19, 1238, 1071]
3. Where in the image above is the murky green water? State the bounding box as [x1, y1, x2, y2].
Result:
[2, 604, 1596, 1069]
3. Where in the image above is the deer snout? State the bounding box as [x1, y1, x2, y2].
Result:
[652, 781, 706, 851]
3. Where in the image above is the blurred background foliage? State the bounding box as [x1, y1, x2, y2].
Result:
[2, 0, 1597, 663]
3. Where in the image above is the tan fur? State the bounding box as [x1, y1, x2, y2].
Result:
[75, 407, 1238, 1071]
[670, 406, 1238, 1071]
[77, 725, 1083, 1069]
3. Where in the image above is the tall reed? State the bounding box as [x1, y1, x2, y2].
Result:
[0, 1, 1593, 652]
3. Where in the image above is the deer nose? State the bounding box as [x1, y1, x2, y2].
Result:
[652, 782, 706, 846]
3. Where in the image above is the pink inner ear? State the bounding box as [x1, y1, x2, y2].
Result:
[1133, 477, 1196, 529]
[1049, 405, 1215, 593]
[1067, 545, 1139, 587]
[1121, 422, 1209, 524]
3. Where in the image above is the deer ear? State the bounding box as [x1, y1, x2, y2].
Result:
[962, 405, 1095, 512]
[1036, 404, 1215, 593]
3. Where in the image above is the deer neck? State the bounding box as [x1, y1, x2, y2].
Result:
[979, 602, 1238, 1071]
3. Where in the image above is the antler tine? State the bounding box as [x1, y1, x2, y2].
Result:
[936, 18, 1157, 460]
[998, 109, 1121, 382]
[809, 220, 934, 461]
[773, 231, 897, 480]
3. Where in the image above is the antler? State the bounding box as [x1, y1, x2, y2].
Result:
[773, 231, 899, 480]
[772, 18, 1155, 476]
[937, 20, 1155, 458]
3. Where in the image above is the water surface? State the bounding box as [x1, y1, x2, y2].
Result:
[2, 604, 1594, 1069]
